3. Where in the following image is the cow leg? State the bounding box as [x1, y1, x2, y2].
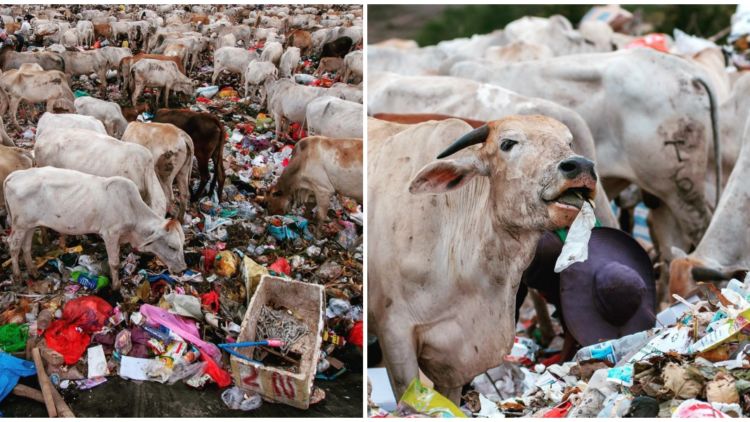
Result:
[433, 385, 462, 406]
[9, 97, 21, 129]
[164, 85, 170, 108]
[192, 155, 210, 202]
[131, 82, 144, 108]
[378, 323, 419, 400]
[102, 233, 122, 290]
[211, 66, 222, 85]
[314, 190, 330, 223]
[22, 229, 36, 279]
[98, 69, 107, 92]
[8, 228, 26, 282]
[175, 161, 190, 222]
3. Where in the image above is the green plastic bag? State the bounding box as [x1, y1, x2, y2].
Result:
[398, 378, 467, 418]
[0, 323, 29, 353]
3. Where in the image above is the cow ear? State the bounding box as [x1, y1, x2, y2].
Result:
[408, 157, 485, 195]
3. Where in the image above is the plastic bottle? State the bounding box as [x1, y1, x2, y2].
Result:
[71, 271, 109, 291]
[574, 329, 653, 365]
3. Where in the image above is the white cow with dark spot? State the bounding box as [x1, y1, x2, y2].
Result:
[305, 96, 362, 138]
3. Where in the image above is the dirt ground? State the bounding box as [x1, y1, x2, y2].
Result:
[2, 371, 362, 417]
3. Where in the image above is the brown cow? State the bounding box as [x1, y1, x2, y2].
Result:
[287, 29, 312, 56]
[121, 102, 152, 122]
[152, 109, 226, 202]
[267, 136, 362, 224]
[190, 14, 209, 25]
[94, 23, 111, 40]
[313, 57, 343, 77]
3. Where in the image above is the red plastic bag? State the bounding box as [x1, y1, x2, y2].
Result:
[543, 401, 573, 418]
[289, 122, 306, 141]
[626, 33, 670, 52]
[203, 248, 218, 273]
[201, 352, 232, 388]
[44, 320, 91, 365]
[201, 290, 220, 314]
[348, 320, 363, 349]
[61, 296, 113, 333]
[269, 258, 291, 276]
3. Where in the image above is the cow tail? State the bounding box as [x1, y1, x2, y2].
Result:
[146, 161, 168, 217]
[693, 77, 721, 207]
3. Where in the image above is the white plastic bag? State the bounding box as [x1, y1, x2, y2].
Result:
[554, 201, 596, 273]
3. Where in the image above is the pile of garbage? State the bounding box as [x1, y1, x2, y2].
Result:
[0, 18, 362, 421]
[369, 275, 750, 418]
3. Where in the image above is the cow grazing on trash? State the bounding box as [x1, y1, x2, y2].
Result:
[368, 115, 598, 403]
[279, 46, 301, 78]
[211, 46, 259, 85]
[121, 122, 194, 222]
[152, 108, 226, 202]
[74, 96, 129, 138]
[34, 128, 167, 218]
[0, 45, 65, 72]
[130, 59, 196, 107]
[4, 167, 186, 290]
[0, 64, 76, 128]
[268, 136, 362, 224]
[243, 60, 278, 105]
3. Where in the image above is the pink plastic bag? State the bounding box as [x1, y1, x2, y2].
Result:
[139, 304, 221, 362]
[673, 399, 730, 418]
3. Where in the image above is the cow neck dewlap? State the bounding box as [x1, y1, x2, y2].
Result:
[438, 175, 540, 288]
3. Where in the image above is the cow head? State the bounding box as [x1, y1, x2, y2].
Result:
[140, 218, 187, 274]
[409, 115, 597, 231]
[266, 184, 288, 216]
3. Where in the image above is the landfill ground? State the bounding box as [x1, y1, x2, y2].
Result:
[3, 370, 362, 417]
[0, 4, 363, 418]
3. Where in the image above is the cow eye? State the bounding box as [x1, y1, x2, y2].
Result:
[500, 139, 518, 152]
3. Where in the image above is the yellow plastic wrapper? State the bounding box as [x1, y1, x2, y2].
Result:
[215, 251, 238, 277]
[242, 256, 268, 302]
[398, 379, 466, 418]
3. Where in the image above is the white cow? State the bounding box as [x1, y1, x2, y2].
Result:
[4, 167, 186, 289]
[61, 50, 109, 91]
[130, 59, 195, 108]
[34, 128, 167, 218]
[305, 96, 362, 138]
[36, 112, 107, 139]
[260, 41, 283, 67]
[279, 46, 301, 78]
[74, 96, 129, 138]
[266, 78, 330, 135]
[369, 116, 598, 402]
[243, 60, 278, 105]
[76, 20, 94, 47]
[211, 46, 259, 85]
[342, 50, 362, 84]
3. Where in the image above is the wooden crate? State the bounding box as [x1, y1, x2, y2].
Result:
[229, 275, 324, 409]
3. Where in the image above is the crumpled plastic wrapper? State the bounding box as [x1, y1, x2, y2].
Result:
[554, 201, 596, 273]
[706, 372, 740, 404]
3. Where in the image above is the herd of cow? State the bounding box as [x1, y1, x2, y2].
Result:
[0, 4, 364, 294]
[368, 14, 750, 402]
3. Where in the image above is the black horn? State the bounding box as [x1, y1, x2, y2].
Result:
[436, 125, 490, 159]
[691, 266, 732, 282]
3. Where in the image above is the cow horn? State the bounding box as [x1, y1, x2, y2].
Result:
[691, 266, 732, 282]
[436, 125, 490, 159]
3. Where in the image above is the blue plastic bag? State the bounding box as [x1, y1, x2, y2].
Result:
[0, 352, 36, 403]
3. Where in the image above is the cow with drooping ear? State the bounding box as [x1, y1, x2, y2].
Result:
[368, 115, 597, 404]
[4, 167, 187, 290]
